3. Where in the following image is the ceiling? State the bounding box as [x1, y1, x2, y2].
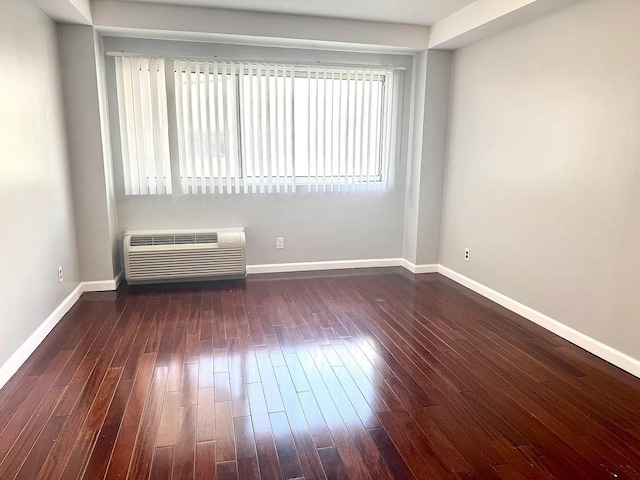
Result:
[99, 0, 476, 26]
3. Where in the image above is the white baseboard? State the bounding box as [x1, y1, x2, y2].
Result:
[247, 258, 403, 275]
[0, 272, 124, 389]
[437, 265, 640, 379]
[0, 283, 83, 389]
[401, 259, 439, 274]
[83, 271, 123, 292]
[83, 280, 117, 292]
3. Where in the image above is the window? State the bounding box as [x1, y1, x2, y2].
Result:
[114, 56, 400, 195]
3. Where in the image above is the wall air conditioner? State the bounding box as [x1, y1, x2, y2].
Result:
[123, 228, 246, 284]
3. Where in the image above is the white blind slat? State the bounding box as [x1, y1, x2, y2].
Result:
[321, 69, 328, 192]
[246, 64, 257, 193]
[273, 65, 282, 193]
[306, 67, 312, 192]
[285, 65, 292, 193]
[313, 69, 320, 193]
[288, 66, 296, 193]
[372, 71, 383, 192]
[210, 62, 222, 194]
[114, 57, 133, 195]
[131, 58, 149, 194]
[164, 59, 181, 194]
[238, 63, 249, 194]
[229, 64, 241, 194]
[148, 58, 163, 194]
[174, 60, 186, 193]
[356, 69, 366, 190]
[382, 70, 395, 192]
[219, 63, 229, 193]
[349, 68, 357, 191]
[264, 64, 273, 194]
[256, 64, 265, 193]
[193, 61, 205, 194]
[158, 60, 174, 194]
[185, 62, 197, 193]
[328, 69, 336, 192]
[139, 58, 155, 194]
[336, 70, 345, 191]
[363, 69, 374, 191]
[202, 62, 213, 194]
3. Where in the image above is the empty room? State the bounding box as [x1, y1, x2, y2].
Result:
[1, 0, 640, 478]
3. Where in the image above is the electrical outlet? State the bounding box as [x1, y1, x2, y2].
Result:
[58, 266, 64, 283]
[276, 237, 284, 249]
[464, 248, 470, 262]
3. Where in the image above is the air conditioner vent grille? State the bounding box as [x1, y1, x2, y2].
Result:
[195, 233, 218, 244]
[130, 232, 218, 247]
[127, 248, 244, 280]
[130, 235, 153, 247]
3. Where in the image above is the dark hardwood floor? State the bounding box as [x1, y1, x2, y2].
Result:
[1, 268, 640, 479]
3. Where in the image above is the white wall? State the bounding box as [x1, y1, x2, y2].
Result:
[440, 0, 640, 359]
[105, 37, 413, 265]
[0, 0, 80, 366]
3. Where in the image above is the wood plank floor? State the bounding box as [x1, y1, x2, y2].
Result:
[1, 269, 640, 479]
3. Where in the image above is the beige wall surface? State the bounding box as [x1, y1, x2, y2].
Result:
[0, 0, 80, 366]
[440, 0, 640, 358]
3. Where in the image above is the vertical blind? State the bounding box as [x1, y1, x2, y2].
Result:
[114, 55, 399, 195]
[114, 56, 172, 195]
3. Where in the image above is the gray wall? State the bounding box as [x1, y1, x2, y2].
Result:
[0, 0, 80, 366]
[94, 32, 121, 277]
[440, 0, 640, 359]
[416, 50, 450, 265]
[403, 50, 451, 266]
[105, 38, 413, 265]
[402, 51, 426, 265]
[58, 25, 119, 282]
